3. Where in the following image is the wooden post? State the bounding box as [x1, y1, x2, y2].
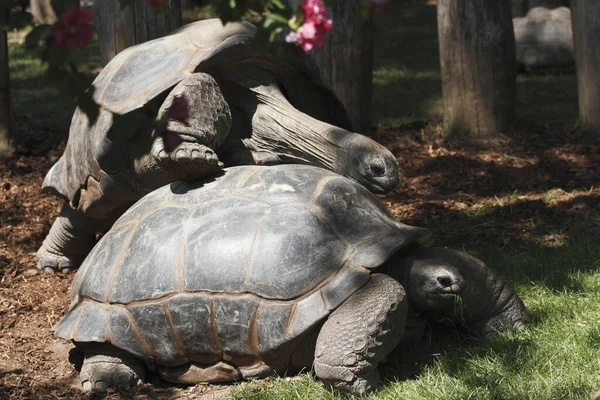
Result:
[512, 0, 528, 17]
[0, 9, 12, 158]
[311, 0, 374, 134]
[571, 0, 600, 133]
[94, 0, 182, 65]
[437, 0, 516, 142]
[285, 0, 374, 134]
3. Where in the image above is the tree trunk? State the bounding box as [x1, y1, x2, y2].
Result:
[528, 0, 568, 9]
[30, 0, 57, 24]
[0, 9, 12, 158]
[512, 0, 528, 17]
[94, 0, 182, 65]
[437, 0, 516, 142]
[279, 1, 374, 134]
[571, 0, 600, 133]
[311, 1, 374, 134]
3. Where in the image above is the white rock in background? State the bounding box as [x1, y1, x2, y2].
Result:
[513, 6, 574, 69]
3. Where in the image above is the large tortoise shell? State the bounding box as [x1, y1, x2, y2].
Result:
[41, 19, 352, 218]
[54, 165, 431, 368]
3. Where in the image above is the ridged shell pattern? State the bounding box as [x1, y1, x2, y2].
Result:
[54, 165, 431, 370]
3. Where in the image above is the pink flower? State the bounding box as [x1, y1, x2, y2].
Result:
[296, 0, 332, 52]
[167, 95, 190, 125]
[301, 0, 328, 21]
[144, 0, 168, 6]
[53, 8, 94, 49]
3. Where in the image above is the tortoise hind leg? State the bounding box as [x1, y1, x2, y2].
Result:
[314, 274, 408, 394]
[80, 343, 146, 392]
[36, 201, 101, 273]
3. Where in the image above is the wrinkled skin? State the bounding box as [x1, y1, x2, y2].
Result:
[389, 247, 528, 338]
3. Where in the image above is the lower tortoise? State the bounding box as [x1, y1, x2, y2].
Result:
[54, 165, 527, 394]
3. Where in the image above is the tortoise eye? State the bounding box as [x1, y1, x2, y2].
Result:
[370, 164, 385, 177]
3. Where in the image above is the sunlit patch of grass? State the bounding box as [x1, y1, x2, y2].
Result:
[227, 234, 600, 400]
[542, 188, 567, 205]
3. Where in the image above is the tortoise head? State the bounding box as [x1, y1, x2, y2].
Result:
[395, 258, 465, 311]
[341, 131, 400, 194]
[215, 61, 401, 194]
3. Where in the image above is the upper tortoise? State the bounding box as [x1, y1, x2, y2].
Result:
[38, 19, 400, 272]
[54, 165, 527, 395]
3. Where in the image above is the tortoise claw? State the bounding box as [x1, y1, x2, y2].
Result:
[36, 246, 77, 274]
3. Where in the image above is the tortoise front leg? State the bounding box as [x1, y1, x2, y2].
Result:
[80, 343, 146, 392]
[313, 274, 407, 394]
[36, 202, 103, 273]
[134, 73, 230, 189]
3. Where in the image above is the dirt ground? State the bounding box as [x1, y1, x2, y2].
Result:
[1, 125, 599, 399]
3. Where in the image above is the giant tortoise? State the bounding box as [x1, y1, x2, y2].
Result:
[53, 165, 527, 394]
[38, 18, 400, 273]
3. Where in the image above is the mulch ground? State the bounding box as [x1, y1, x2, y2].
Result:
[1, 124, 599, 399]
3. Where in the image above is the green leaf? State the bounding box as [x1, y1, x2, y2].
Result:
[7, 10, 32, 30]
[264, 12, 289, 26]
[268, 26, 283, 42]
[269, 0, 286, 10]
[24, 24, 51, 48]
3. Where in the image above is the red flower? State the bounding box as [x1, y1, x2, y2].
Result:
[297, 0, 332, 52]
[53, 8, 94, 49]
[144, 0, 168, 6]
[167, 95, 190, 125]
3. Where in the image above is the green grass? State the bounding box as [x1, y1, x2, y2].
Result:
[224, 238, 600, 400]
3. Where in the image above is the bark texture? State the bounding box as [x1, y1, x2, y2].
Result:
[311, 0, 374, 134]
[284, 0, 373, 134]
[437, 0, 517, 142]
[94, 0, 182, 65]
[0, 9, 11, 157]
[571, 0, 600, 133]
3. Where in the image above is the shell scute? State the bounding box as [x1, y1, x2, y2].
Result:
[183, 200, 270, 294]
[76, 224, 138, 302]
[234, 165, 334, 205]
[167, 293, 221, 364]
[129, 303, 187, 366]
[108, 207, 191, 304]
[244, 205, 349, 299]
[255, 302, 293, 366]
[71, 302, 109, 343]
[213, 295, 260, 365]
[108, 307, 149, 361]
